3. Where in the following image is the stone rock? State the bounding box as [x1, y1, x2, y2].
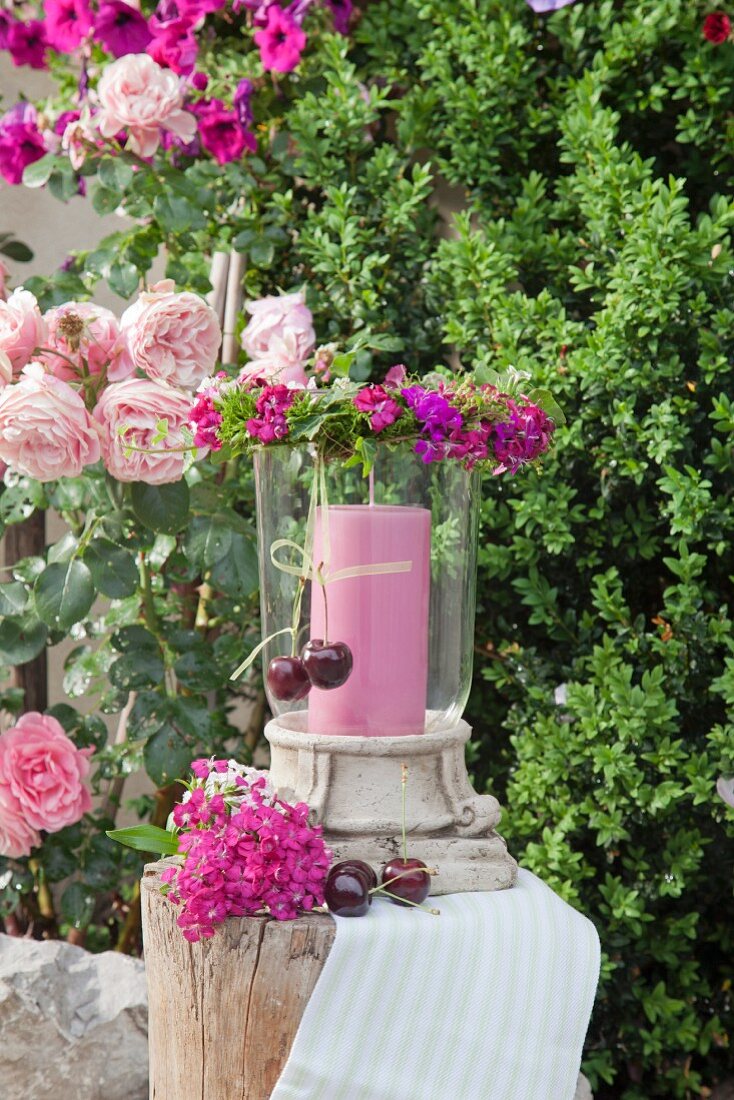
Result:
[0, 932, 148, 1100]
[574, 1072, 594, 1100]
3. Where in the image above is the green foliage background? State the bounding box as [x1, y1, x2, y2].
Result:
[2, 1, 733, 1096]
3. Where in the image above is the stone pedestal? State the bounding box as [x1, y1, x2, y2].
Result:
[265, 714, 517, 895]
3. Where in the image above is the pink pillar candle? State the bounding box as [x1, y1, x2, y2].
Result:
[307, 504, 431, 736]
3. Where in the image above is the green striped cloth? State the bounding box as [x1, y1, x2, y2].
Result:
[272, 869, 600, 1100]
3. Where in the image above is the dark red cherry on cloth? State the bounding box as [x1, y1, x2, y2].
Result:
[266, 656, 311, 702]
[302, 639, 353, 690]
[324, 867, 371, 917]
[380, 858, 431, 906]
[328, 859, 378, 892]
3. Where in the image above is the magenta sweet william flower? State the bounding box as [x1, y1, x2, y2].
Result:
[491, 400, 554, 475]
[189, 391, 223, 450]
[94, 1, 153, 57]
[402, 385, 463, 440]
[44, 0, 93, 52]
[162, 762, 331, 941]
[194, 98, 256, 165]
[254, 4, 307, 73]
[353, 384, 403, 433]
[246, 383, 295, 443]
[7, 20, 49, 69]
[0, 103, 48, 186]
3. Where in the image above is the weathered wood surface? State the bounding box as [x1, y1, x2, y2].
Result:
[141, 860, 335, 1100]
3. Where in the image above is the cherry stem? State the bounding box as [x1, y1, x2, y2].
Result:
[401, 762, 408, 862]
[378, 888, 440, 915]
[369, 867, 437, 895]
[319, 562, 330, 645]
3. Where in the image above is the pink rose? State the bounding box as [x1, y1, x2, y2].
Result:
[238, 356, 309, 388]
[0, 259, 10, 302]
[94, 376, 193, 484]
[0, 287, 45, 374]
[241, 290, 315, 364]
[0, 713, 92, 840]
[96, 53, 197, 157]
[0, 362, 102, 481]
[42, 301, 132, 382]
[0, 785, 41, 859]
[0, 350, 12, 389]
[120, 280, 221, 390]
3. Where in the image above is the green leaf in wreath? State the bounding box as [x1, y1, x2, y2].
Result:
[527, 388, 567, 427]
[34, 560, 95, 630]
[131, 480, 190, 534]
[106, 824, 181, 856]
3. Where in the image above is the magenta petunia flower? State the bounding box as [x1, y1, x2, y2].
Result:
[491, 401, 554, 475]
[194, 97, 257, 164]
[0, 102, 48, 185]
[233, 77, 254, 130]
[254, 4, 307, 73]
[7, 20, 49, 69]
[524, 0, 578, 10]
[326, 0, 352, 35]
[44, 0, 93, 52]
[94, 1, 153, 57]
[147, 23, 199, 75]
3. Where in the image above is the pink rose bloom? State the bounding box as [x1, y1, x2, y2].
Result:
[238, 356, 309, 388]
[254, 5, 306, 73]
[241, 289, 315, 363]
[0, 287, 46, 374]
[0, 714, 92, 839]
[42, 301, 132, 382]
[120, 280, 221, 389]
[0, 785, 41, 858]
[0, 363, 101, 481]
[96, 53, 197, 157]
[94, 377, 193, 483]
[0, 351, 12, 389]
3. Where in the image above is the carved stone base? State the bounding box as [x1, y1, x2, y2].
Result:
[265, 714, 518, 895]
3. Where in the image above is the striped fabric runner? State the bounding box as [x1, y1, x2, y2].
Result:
[272, 869, 600, 1100]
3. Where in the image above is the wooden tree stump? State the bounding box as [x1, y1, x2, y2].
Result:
[141, 860, 335, 1100]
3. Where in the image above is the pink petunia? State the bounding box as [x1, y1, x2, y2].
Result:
[254, 5, 307, 73]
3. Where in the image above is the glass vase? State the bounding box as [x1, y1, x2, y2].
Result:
[254, 443, 480, 736]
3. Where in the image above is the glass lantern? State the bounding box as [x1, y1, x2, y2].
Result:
[254, 443, 480, 736]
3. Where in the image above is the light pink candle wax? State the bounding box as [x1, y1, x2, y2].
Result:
[308, 504, 431, 737]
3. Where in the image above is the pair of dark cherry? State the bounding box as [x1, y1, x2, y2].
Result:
[267, 639, 353, 702]
[324, 857, 431, 917]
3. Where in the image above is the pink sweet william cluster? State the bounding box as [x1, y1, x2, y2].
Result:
[0, 279, 221, 484]
[161, 758, 331, 941]
[0, 713, 93, 858]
